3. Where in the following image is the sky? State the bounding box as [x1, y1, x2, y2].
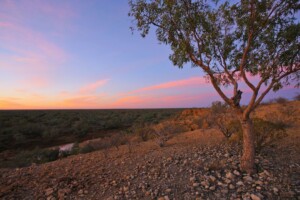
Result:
[0, 0, 298, 109]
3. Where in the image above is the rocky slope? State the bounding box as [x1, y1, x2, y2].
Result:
[0, 127, 299, 200]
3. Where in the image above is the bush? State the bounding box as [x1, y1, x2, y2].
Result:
[275, 97, 288, 104]
[294, 93, 300, 101]
[253, 118, 287, 152]
[265, 105, 298, 127]
[229, 118, 287, 152]
[208, 101, 239, 138]
[5, 148, 60, 168]
[130, 124, 155, 142]
[80, 144, 95, 154]
[152, 120, 186, 147]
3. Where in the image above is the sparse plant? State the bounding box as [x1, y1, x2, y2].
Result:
[253, 118, 287, 152]
[229, 118, 287, 152]
[152, 120, 186, 147]
[294, 93, 300, 101]
[208, 101, 240, 139]
[80, 144, 95, 154]
[274, 97, 289, 104]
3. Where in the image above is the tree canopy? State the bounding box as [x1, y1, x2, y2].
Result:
[129, 0, 299, 112]
[129, 0, 300, 173]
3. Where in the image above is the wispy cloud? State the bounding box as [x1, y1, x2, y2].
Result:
[130, 77, 208, 94]
[79, 79, 110, 94]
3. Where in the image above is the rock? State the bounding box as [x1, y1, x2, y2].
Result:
[226, 172, 235, 180]
[193, 183, 200, 187]
[209, 185, 216, 190]
[45, 188, 54, 196]
[158, 197, 165, 200]
[236, 181, 244, 186]
[78, 189, 83, 195]
[47, 196, 56, 200]
[200, 181, 209, 187]
[123, 186, 129, 192]
[243, 176, 253, 183]
[164, 196, 170, 200]
[209, 175, 216, 182]
[233, 170, 241, 176]
[190, 176, 196, 182]
[273, 187, 279, 194]
[255, 180, 263, 185]
[165, 188, 172, 194]
[221, 189, 228, 194]
[250, 193, 261, 200]
[229, 184, 235, 189]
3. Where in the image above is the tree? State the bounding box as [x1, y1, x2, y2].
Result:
[129, 0, 300, 173]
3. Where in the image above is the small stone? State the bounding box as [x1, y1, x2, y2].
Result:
[193, 183, 200, 187]
[123, 186, 129, 192]
[45, 188, 54, 196]
[233, 170, 241, 176]
[256, 186, 262, 190]
[226, 172, 235, 180]
[229, 184, 235, 189]
[165, 188, 172, 194]
[158, 197, 165, 200]
[236, 181, 244, 186]
[145, 191, 151, 196]
[209, 186, 216, 190]
[244, 176, 253, 182]
[167, 157, 172, 162]
[250, 193, 261, 200]
[47, 196, 56, 200]
[273, 187, 279, 194]
[78, 189, 83, 195]
[190, 177, 196, 182]
[221, 189, 229, 194]
[200, 181, 209, 187]
[209, 175, 216, 182]
[164, 196, 170, 200]
[255, 180, 263, 185]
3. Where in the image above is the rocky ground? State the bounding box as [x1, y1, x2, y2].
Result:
[0, 127, 299, 200]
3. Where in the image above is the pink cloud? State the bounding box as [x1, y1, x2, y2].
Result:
[131, 77, 208, 94]
[79, 79, 110, 94]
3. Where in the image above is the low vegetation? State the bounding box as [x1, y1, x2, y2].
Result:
[0, 100, 299, 168]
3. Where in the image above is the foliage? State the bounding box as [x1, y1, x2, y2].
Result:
[0, 109, 182, 153]
[129, 0, 299, 172]
[264, 104, 298, 127]
[229, 118, 287, 152]
[208, 101, 240, 138]
[152, 120, 187, 147]
[293, 93, 300, 101]
[253, 118, 287, 152]
[0, 148, 60, 168]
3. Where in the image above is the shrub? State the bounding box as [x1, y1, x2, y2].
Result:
[110, 133, 128, 150]
[208, 101, 239, 138]
[80, 144, 95, 154]
[294, 93, 300, 101]
[264, 105, 298, 127]
[151, 120, 186, 147]
[253, 118, 287, 152]
[229, 118, 287, 152]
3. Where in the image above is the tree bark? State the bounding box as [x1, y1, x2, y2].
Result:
[240, 117, 255, 174]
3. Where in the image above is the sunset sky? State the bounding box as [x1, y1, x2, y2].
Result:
[0, 0, 298, 109]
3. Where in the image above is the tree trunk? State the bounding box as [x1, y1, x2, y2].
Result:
[240, 117, 255, 174]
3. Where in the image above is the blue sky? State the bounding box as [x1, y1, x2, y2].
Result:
[0, 0, 298, 109]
